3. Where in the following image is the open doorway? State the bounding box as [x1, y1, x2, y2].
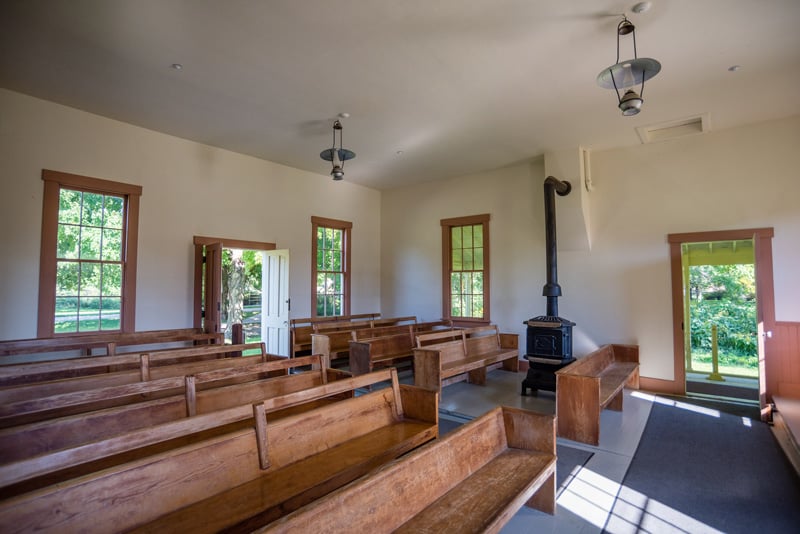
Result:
[681, 240, 759, 404]
[668, 228, 775, 419]
[193, 237, 290, 356]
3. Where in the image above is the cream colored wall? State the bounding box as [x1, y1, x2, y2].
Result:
[382, 115, 800, 381]
[0, 89, 382, 341]
[381, 159, 549, 347]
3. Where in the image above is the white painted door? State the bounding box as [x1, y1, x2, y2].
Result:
[262, 249, 290, 356]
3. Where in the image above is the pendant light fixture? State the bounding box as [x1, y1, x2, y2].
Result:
[319, 118, 355, 181]
[596, 15, 661, 116]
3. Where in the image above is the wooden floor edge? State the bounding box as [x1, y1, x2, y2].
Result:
[771, 412, 800, 479]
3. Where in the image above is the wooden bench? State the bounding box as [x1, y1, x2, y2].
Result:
[413, 325, 519, 394]
[290, 314, 377, 357]
[261, 406, 556, 533]
[351, 319, 453, 342]
[555, 344, 640, 445]
[349, 331, 415, 376]
[0, 342, 275, 404]
[0, 328, 222, 361]
[0, 355, 352, 492]
[0, 369, 437, 532]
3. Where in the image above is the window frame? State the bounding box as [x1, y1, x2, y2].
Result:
[311, 216, 352, 318]
[38, 169, 142, 337]
[441, 214, 491, 325]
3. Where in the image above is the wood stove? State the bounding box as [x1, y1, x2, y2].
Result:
[521, 176, 576, 395]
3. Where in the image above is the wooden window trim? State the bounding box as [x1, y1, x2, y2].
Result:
[38, 170, 142, 337]
[311, 216, 352, 318]
[441, 214, 491, 325]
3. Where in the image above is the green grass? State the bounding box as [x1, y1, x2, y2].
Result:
[689, 350, 758, 378]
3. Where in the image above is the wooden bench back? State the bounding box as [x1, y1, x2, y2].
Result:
[290, 314, 378, 356]
[0, 369, 414, 531]
[0, 345, 275, 405]
[352, 324, 413, 341]
[0, 328, 223, 359]
[370, 315, 417, 328]
[0, 341, 266, 388]
[356, 332, 414, 357]
[416, 329, 465, 348]
[559, 344, 639, 378]
[463, 325, 501, 356]
[0, 352, 294, 429]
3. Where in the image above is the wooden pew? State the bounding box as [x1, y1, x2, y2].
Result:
[0, 355, 352, 491]
[0, 342, 272, 403]
[555, 344, 639, 445]
[0, 369, 438, 533]
[349, 331, 415, 376]
[290, 313, 377, 358]
[0, 355, 339, 458]
[310, 321, 374, 366]
[351, 319, 453, 342]
[413, 325, 519, 394]
[0, 328, 222, 360]
[260, 406, 556, 533]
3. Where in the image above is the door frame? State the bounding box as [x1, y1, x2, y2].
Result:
[667, 228, 775, 416]
[193, 236, 277, 336]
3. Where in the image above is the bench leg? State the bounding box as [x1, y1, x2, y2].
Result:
[607, 390, 624, 411]
[526, 471, 556, 515]
[467, 367, 487, 386]
[502, 356, 519, 372]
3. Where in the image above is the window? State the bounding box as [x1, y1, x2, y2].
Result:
[311, 216, 351, 317]
[38, 170, 141, 336]
[441, 214, 490, 324]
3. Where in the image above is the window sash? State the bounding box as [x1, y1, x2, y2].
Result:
[311, 216, 351, 318]
[38, 170, 141, 336]
[441, 214, 490, 323]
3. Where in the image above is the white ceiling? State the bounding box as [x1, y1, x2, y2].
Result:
[2, 1, 799, 190]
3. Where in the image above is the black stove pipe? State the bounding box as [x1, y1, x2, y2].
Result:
[542, 176, 571, 318]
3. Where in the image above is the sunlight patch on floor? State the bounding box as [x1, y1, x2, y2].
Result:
[559, 467, 725, 534]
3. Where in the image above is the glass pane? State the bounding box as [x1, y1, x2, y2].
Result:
[316, 248, 324, 270]
[78, 297, 101, 332]
[81, 192, 104, 226]
[58, 189, 82, 224]
[451, 295, 461, 317]
[101, 229, 122, 261]
[326, 274, 336, 295]
[56, 261, 80, 295]
[463, 226, 473, 248]
[103, 196, 124, 229]
[334, 273, 342, 292]
[473, 272, 484, 293]
[331, 251, 341, 272]
[102, 264, 122, 296]
[472, 296, 483, 317]
[80, 226, 102, 260]
[316, 295, 326, 316]
[473, 225, 483, 247]
[452, 249, 462, 270]
[451, 227, 462, 249]
[54, 297, 79, 333]
[329, 295, 342, 316]
[461, 273, 471, 294]
[57, 224, 81, 259]
[463, 249, 473, 270]
[80, 263, 101, 296]
[100, 297, 121, 330]
[463, 295, 474, 317]
[474, 247, 484, 270]
[316, 273, 326, 294]
[450, 273, 460, 293]
[331, 229, 342, 251]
